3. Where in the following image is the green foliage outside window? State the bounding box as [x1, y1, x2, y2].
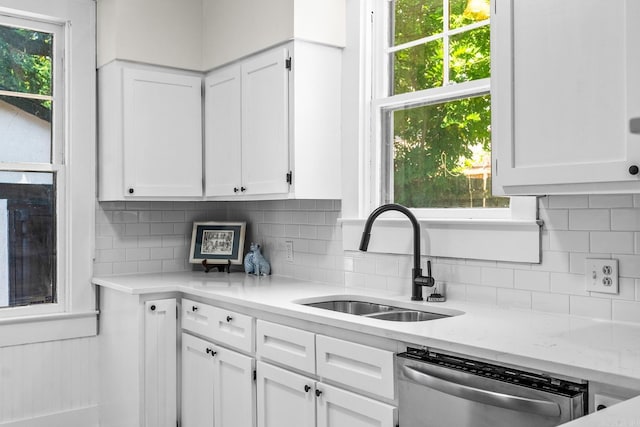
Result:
[0, 25, 53, 120]
[389, 0, 508, 208]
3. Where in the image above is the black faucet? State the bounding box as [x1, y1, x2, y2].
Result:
[359, 203, 435, 301]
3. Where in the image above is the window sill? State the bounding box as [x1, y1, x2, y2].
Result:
[340, 217, 542, 263]
[0, 311, 98, 347]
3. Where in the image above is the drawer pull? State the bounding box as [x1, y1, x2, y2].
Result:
[205, 348, 217, 357]
[226, 315, 233, 322]
[192, 305, 198, 312]
[315, 389, 323, 397]
[304, 385, 311, 393]
[150, 304, 156, 311]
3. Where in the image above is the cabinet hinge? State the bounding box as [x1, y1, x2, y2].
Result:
[286, 171, 293, 185]
[285, 57, 292, 70]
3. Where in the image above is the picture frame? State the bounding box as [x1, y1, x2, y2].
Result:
[189, 221, 246, 265]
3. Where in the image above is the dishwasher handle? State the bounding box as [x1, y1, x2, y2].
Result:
[401, 364, 561, 418]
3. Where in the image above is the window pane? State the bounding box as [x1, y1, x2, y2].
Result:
[0, 24, 53, 96]
[449, 0, 490, 30]
[0, 94, 52, 163]
[0, 172, 56, 308]
[390, 95, 508, 208]
[393, 39, 443, 95]
[449, 25, 490, 83]
[393, 0, 443, 46]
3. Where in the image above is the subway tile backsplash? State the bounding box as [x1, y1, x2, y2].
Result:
[95, 195, 640, 323]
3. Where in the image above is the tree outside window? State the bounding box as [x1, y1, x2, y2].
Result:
[379, 0, 508, 209]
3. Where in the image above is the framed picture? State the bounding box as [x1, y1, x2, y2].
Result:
[189, 221, 246, 265]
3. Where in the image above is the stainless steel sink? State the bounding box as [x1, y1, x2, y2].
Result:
[301, 298, 458, 322]
[304, 300, 398, 316]
[365, 310, 447, 322]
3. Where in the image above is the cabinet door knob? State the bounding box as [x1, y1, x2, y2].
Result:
[304, 385, 311, 393]
[150, 304, 156, 311]
[128, 188, 134, 194]
[192, 305, 198, 312]
[205, 348, 217, 357]
[233, 187, 239, 193]
[226, 315, 233, 322]
[240, 187, 246, 192]
[629, 165, 639, 175]
[315, 389, 323, 397]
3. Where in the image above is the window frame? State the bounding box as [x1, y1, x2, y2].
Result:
[0, 0, 96, 343]
[0, 14, 66, 317]
[339, 0, 540, 264]
[366, 0, 535, 221]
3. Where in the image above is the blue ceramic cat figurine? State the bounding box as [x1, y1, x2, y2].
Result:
[244, 242, 271, 276]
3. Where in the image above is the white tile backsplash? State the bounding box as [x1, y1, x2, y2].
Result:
[95, 195, 640, 323]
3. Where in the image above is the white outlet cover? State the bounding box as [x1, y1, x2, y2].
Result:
[584, 258, 619, 294]
[285, 240, 294, 263]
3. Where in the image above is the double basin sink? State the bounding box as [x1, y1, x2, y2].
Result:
[299, 297, 463, 322]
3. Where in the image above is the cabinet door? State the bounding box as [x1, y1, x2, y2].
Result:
[204, 64, 242, 197]
[492, 0, 640, 195]
[182, 333, 215, 427]
[241, 47, 290, 196]
[316, 383, 396, 427]
[144, 299, 177, 427]
[123, 68, 202, 197]
[256, 361, 315, 427]
[214, 346, 256, 427]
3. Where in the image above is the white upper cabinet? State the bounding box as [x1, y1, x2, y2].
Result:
[204, 64, 243, 197]
[492, 0, 640, 195]
[204, 41, 342, 200]
[98, 62, 203, 200]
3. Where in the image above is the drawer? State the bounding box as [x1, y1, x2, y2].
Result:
[256, 320, 315, 374]
[316, 335, 394, 400]
[182, 298, 254, 353]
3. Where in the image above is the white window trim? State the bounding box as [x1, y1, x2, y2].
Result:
[0, 0, 97, 345]
[340, 0, 541, 264]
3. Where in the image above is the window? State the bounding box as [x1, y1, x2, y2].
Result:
[372, 0, 508, 210]
[0, 18, 62, 310]
[0, 1, 96, 336]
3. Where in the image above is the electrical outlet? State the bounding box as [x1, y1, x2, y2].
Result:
[285, 240, 294, 263]
[584, 258, 618, 294]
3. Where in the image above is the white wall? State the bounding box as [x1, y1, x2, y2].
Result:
[0, 101, 51, 163]
[0, 337, 98, 426]
[97, 0, 203, 70]
[202, 0, 345, 70]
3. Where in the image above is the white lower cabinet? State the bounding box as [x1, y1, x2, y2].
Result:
[256, 361, 396, 427]
[317, 383, 396, 427]
[255, 320, 397, 427]
[98, 289, 178, 427]
[256, 361, 315, 427]
[181, 332, 256, 427]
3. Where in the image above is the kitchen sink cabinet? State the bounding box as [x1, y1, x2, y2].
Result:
[98, 61, 203, 201]
[181, 333, 256, 427]
[256, 361, 395, 427]
[98, 289, 177, 427]
[204, 40, 342, 200]
[255, 320, 397, 427]
[492, 0, 640, 195]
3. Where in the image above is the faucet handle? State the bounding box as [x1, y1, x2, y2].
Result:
[414, 260, 435, 287]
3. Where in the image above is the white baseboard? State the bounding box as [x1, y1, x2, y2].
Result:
[0, 406, 98, 427]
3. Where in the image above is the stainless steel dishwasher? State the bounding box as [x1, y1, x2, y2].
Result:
[397, 347, 588, 427]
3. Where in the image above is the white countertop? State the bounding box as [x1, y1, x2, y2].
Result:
[93, 271, 640, 425]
